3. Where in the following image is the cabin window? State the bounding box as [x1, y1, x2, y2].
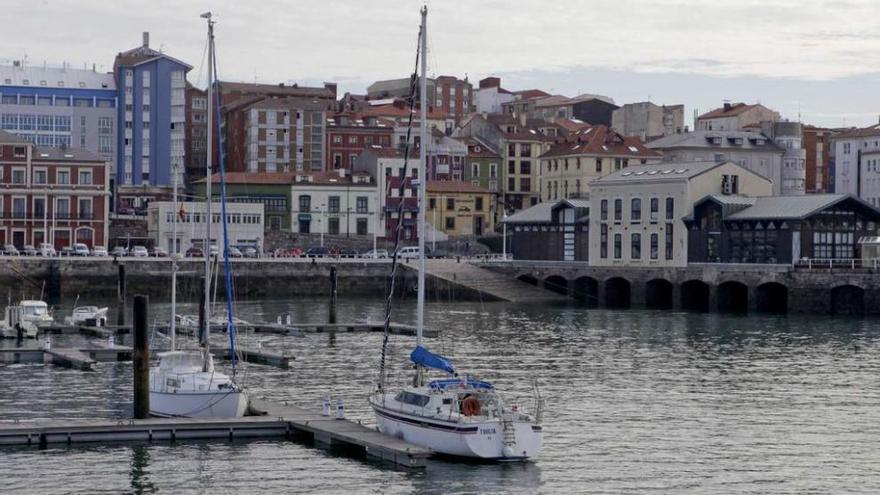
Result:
[395, 391, 430, 407]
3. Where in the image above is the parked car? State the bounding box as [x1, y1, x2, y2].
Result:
[91, 246, 108, 257]
[306, 246, 330, 258]
[38, 243, 57, 257]
[3, 244, 19, 256]
[396, 246, 420, 259]
[60, 246, 75, 256]
[150, 246, 168, 257]
[361, 249, 389, 259]
[131, 246, 149, 257]
[274, 247, 303, 258]
[338, 247, 359, 258]
[21, 245, 36, 256]
[73, 243, 90, 256]
[225, 246, 243, 258]
[111, 246, 128, 257]
[243, 246, 258, 258]
[117, 206, 135, 215]
[185, 247, 204, 258]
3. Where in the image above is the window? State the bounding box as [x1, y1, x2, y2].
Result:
[631, 233, 641, 259]
[356, 196, 368, 213]
[78, 198, 92, 219]
[600, 224, 608, 258]
[508, 160, 516, 175]
[13, 146, 26, 158]
[328, 217, 340, 235]
[445, 217, 455, 229]
[650, 198, 659, 222]
[520, 178, 531, 192]
[79, 170, 92, 185]
[1, 114, 17, 130]
[348, 136, 358, 144]
[33, 170, 46, 184]
[446, 198, 455, 210]
[665, 197, 674, 220]
[56, 198, 70, 218]
[508, 177, 515, 191]
[356, 218, 368, 235]
[613, 199, 622, 221]
[520, 160, 531, 175]
[299, 195, 311, 212]
[19, 114, 35, 130]
[328, 196, 340, 213]
[475, 197, 484, 211]
[613, 233, 622, 259]
[631, 198, 641, 222]
[600, 199, 608, 221]
[520, 144, 531, 157]
[429, 198, 436, 210]
[650, 233, 658, 259]
[472, 163, 479, 178]
[12, 169, 25, 184]
[38, 115, 53, 131]
[33, 198, 45, 218]
[508, 143, 516, 157]
[665, 223, 674, 260]
[12, 197, 25, 218]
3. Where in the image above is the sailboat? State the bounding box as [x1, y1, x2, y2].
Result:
[149, 12, 248, 418]
[369, 7, 543, 461]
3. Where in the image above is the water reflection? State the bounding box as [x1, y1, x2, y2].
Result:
[129, 444, 155, 494]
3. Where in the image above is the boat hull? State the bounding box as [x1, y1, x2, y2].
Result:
[149, 390, 248, 418]
[372, 403, 542, 460]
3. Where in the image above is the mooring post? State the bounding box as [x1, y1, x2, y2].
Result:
[132, 294, 149, 419]
[117, 264, 126, 326]
[329, 265, 338, 324]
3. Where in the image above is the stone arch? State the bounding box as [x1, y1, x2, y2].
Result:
[718, 280, 749, 313]
[830, 284, 864, 316]
[517, 274, 538, 287]
[645, 279, 674, 310]
[573, 276, 599, 308]
[756, 282, 788, 314]
[543, 275, 569, 296]
[605, 277, 631, 309]
[681, 280, 710, 312]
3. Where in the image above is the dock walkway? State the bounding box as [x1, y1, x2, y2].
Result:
[421, 259, 569, 303]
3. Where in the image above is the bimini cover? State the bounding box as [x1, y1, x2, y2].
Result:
[428, 378, 494, 390]
[410, 345, 455, 374]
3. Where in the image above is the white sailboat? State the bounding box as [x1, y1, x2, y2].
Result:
[64, 296, 108, 327]
[369, 7, 543, 461]
[149, 12, 248, 418]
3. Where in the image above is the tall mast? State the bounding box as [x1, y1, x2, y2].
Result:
[170, 157, 177, 350]
[416, 5, 427, 348]
[203, 11, 214, 360]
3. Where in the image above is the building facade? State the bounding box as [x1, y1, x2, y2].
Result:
[503, 199, 590, 261]
[539, 125, 662, 201]
[147, 200, 264, 254]
[0, 62, 117, 180]
[434, 75, 473, 122]
[0, 131, 110, 249]
[184, 84, 208, 183]
[696, 102, 780, 132]
[193, 172, 295, 233]
[288, 171, 379, 237]
[461, 137, 501, 193]
[611, 102, 685, 141]
[474, 77, 515, 114]
[588, 161, 773, 267]
[326, 113, 394, 171]
[830, 125, 880, 206]
[803, 125, 835, 193]
[354, 147, 420, 240]
[426, 181, 495, 237]
[113, 32, 191, 190]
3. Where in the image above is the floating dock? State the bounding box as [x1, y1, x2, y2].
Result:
[253, 322, 437, 338]
[209, 345, 291, 369]
[0, 347, 132, 370]
[0, 398, 432, 468]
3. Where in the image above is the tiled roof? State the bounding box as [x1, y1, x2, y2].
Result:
[833, 125, 880, 140]
[503, 198, 589, 224]
[33, 147, 104, 162]
[361, 103, 449, 120]
[513, 89, 550, 100]
[246, 97, 333, 111]
[199, 171, 372, 186]
[427, 181, 491, 194]
[364, 146, 419, 159]
[0, 64, 115, 91]
[115, 45, 191, 70]
[698, 103, 759, 119]
[458, 137, 501, 158]
[539, 125, 661, 158]
[0, 130, 32, 144]
[647, 130, 783, 151]
[725, 194, 880, 220]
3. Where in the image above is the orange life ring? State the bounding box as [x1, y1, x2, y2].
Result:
[461, 396, 481, 416]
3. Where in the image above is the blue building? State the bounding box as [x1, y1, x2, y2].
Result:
[113, 32, 190, 209]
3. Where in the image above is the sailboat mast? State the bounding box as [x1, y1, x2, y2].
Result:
[416, 5, 427, 348]
[170, 152, 178, 351]
[203, 12, 214, 357]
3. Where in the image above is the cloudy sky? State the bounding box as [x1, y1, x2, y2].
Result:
[6, 0, 880, 127]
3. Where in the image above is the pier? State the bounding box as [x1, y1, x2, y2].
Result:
[417, 259, 569, 303]
[0, 346, 132, 370]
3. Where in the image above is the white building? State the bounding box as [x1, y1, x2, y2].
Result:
[474, 77, 516, 114]
[289, 170, 380, 236]
[147, 201, 264, 254]
[831, 125, 880, 206]
[588, 161, 772, 267]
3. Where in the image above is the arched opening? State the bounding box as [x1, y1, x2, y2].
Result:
[574, 276, 599, 308]
[544, 275, 569, 296]
[756, 282, 788, 314]
[718, 281, 749, 314]
[604, 277, 631, 309]
[517, 274, 539, 287]
[75, 227, 94, 248]
[681, 280, 710, 312]
[645, 279, 674, 310]
[830, 285, 864, 316]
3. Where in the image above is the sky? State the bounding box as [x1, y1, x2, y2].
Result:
[5, 0, 879, 128]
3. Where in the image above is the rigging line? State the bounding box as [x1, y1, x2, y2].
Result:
[378, 21, 423, 392]
[195, 34, 209, 90]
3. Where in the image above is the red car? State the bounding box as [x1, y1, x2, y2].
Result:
[185, 247, 204, 257]
[274, 247, 304, 258]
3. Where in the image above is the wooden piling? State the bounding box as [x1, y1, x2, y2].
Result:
[132, 295, 149, 419]
[329, 265, 338, 324]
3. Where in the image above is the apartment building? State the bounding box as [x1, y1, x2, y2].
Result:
[696, 102, 780, 131]
[434, 75, 473, 122]
[326, 113, 394, 171]
[611, 102, 685, 141]
[426, 181, 494, 237]
[289, 170, 379, 237]
[831, 125, 880, 206]
[474, 77, 515, 114]
[184, 84, 208, 183]
[460, 137, 501, 194]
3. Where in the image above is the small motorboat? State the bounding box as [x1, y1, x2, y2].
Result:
[4, 302, 43, 339]
[64, 305, 109, 327]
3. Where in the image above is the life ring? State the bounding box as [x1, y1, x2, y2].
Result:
[461, 396, 481, 416]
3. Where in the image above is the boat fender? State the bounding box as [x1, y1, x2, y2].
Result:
[502, 445, 515, 458]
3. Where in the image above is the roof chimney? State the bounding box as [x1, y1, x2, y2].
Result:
[723, 101, 731, 112]
[142, 32, 150, 48]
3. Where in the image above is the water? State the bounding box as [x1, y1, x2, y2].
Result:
[2, 296, 880, 494]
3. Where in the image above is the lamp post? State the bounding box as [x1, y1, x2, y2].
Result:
[502, 211, 508, 261]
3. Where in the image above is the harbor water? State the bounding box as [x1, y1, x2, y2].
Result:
[1, 297, 879, 494]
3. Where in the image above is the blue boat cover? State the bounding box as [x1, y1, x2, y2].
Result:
[410, 345, 455, 374]
[428, 378, 494, 390]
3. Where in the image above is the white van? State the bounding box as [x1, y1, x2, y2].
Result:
[73, 243, 90, 256]
[396, 246, 420, 259]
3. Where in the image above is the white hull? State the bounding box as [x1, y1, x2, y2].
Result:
[150, 389, 248, 418]
[372, 402, 542, 460]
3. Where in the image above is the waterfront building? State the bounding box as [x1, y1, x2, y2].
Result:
[685, 194, 880, 264]
[326, 113, 394, 171]
[434, 75, 473, 122]
[830, 125, 880, 206]
[588, 160, 773, 267]
[426, 181, 495, 237]
[460, 137, 501, 193]
[474, 77, 515, 114]
[354, 146, 419, 240]
[503, 198, 590, 261]
[288, 170, 379, 237]
[113, 32, 191, 201]
[147, 200, 263, 253]
[695, 102, 780, 132]
[611, 102, 685, 141]
[0, 130, 110, 249]
[184, 84, 208, 184]
[0, 61, 116, 178]
[193, 172, 294, 233]
[538, 125, 662, 201]
[647, 129, 789, 195]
